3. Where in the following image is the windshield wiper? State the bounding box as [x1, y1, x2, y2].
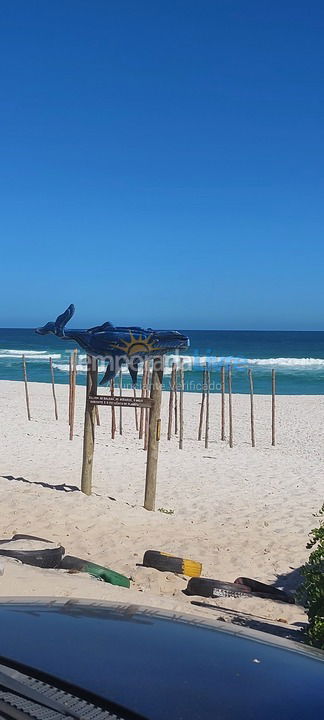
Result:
[0, 668, 82, 719]
[0, 658, 147, 720]
[0, 698, 60, 720]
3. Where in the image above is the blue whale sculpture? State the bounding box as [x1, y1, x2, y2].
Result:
[36, 305, 189, 386]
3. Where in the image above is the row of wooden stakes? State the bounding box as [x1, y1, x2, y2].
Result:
[21, 354, 276, 449]
[192, 363, 276, 449]
[68, 355, 185, 449]
[21, 352, 185, 448]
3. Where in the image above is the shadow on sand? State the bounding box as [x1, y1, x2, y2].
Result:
[189, 567, 307, 642]
[1, 475, 80, 493]
[190, 600, 306, 642]
[275, 566, 303, 594]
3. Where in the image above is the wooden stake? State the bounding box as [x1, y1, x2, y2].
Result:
[272, 369, 276, 446]
[22, 355, 31, 421]
[144, 362, 151, 451]
[81, 355, 98, 495]
[95, 405, 100, 426]
[179, 358, 184, 449]
[68, 353, 72, 426]
[167, 362, 176, 440]
[205, 364, 210, 449]
[111, 378, 116, 439]
[133, 386, 139, 431]
[198, 367, 206, 440]
[248, 368, 255, 447]
[228, 364, 233, 448]
[139, 360, 148, 439]
[221, 365, 225, 440]
[144, 356, 164, 511]
[119, 368, 123, 435]
[69, 349, 77, 441]
[49, 357, 58, 420]
[174, 367, 178, 435]
[95, 360, 100, 426]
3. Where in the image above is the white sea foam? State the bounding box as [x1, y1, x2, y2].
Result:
[27, 354, 324, 373]
[53, 363, 105, 374]
[173, 355, 324, 368]
[247, 357, 324, 367]
[0, 352, 61, 360]
[0, 349, 48, 355]
[52, 362, 174, 376]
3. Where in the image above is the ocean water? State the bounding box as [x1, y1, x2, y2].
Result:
[1, 328, 324, 394]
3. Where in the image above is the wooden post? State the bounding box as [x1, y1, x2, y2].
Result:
[248, 368, 255, 447]
[22, 355, 31, 421]
[68, 353, 72, 426]
[205, 364, 210, 449]
[119, 368, 123, 435]
[272, 369, 276, 446]
[49, 357, 58, 420]
[81, 355, 98, 495]
[111, 379, 116, 439]
[174, 367, 178, 435]
[139, 360, 148, 439]
[221, 365, 225, 440]
[144, 356, 163, 511]
[95, 360, 100, 426]
[133, 386, 139, 431]
[69, 349, 77, 441]
[144, 362, 151, 451]
[167, 362, 176, 440]
[228, 364, 233, 448]
[179, 358, 184, 449]
[198, 367, 206, 440]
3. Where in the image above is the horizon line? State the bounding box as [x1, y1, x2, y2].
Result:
[1, 326, 324, 333]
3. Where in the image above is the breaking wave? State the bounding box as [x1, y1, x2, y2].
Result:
[52, 362, 174, 376]
[51, 354, 324, 374]
[166, 355, 324, 369]
[247, 357, 324, 367]
[0, 350, 61, 360]
[0, 349, 48, 355]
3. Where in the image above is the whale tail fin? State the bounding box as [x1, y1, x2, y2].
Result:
[36, 304, 75, 336]
[99, 364, 114, 386]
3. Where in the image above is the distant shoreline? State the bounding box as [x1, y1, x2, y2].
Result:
[2, 327, 324, 394]
[1, 378, 323, 397]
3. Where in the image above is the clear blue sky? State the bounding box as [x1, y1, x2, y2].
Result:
[1, 1, 324, 329]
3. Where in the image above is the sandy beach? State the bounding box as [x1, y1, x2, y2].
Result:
[1, 379, 323, 639]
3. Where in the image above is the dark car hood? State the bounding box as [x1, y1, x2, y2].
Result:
[0, 599, 323, 719]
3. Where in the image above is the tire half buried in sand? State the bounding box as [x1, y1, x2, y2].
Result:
[143, 550, 202, 576]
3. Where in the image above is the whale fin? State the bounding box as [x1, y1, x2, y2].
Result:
[87, 321, 114, 333]
[36, 304, 75, 337]
[128, 360, 139, 387]
[99, 362, 116, 386]
[55, 305, 75, 334]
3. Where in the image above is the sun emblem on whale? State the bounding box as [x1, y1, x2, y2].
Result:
[111, 331, 159, 357]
